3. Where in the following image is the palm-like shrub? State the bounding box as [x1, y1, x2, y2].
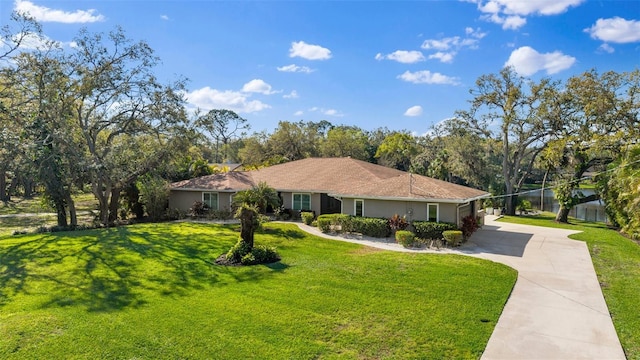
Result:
[233, 181, 280, 214]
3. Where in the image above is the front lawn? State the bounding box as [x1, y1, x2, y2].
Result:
[499, 213, 640, 359]
[0, 222, 516, 359]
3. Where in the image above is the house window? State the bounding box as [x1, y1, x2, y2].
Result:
[203, 192, 219, 210]
[354, 199, 364, 217]
[427, 203, 439, 222]
[293, 193, 311, 211]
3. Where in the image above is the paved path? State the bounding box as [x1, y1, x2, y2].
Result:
[294, 216, 625, 359]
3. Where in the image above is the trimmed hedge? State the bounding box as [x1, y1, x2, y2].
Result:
[352, 217, 390, 238]
[443, 230, 463, 247]
[301, 211, 315, 225]
[412, 221, 458, 240]
[395, 230, 417, 248]
[317, 217, 331, 233]
[315, 214, 391, 238]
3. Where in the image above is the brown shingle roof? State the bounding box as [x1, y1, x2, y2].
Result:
[170, 157, 488, 203]
[171, 171, 254, 191]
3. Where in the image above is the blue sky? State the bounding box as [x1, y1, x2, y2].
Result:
[2, 0, 639, 135]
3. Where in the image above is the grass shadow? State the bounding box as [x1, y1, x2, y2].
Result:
[0, 223, 287, 312]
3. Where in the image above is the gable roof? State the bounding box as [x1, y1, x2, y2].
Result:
[171, 157, 488, 203]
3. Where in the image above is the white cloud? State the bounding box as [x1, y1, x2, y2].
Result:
[585, 17, 640, 43]
[502, 15, 527, 30]
[597, 43, 615, 54]
[404, 105, 423, 117]
[14, 0, 105, 23]
[323, 109, 344, 117]
[421, 28, 485, 62]
[472, 0, 583, 30]
[9, 31, 76, 50]
[294, 110, 304, 116]
[489, 0, 584, 16]
[307, 107, 344, 117]
[241, 79, 278, 95]
[289, 41, 332, 60]
[185, 87, 270, 113]
[465, 27, 487, 39]
[397, 70, 460, 85]
[505, 46, 576, 76]
[375, 50, 425, 64]
[160, 15, 169, 21]
[428, 52, 455, 63]
[277, 64, 315, 73]
[283, 90, 299, 99]
[422, 37, 460, 51]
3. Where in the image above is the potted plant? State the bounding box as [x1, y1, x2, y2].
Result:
[484, 199, 494, 215]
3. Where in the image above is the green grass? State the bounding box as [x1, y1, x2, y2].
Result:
[499, 213, 640, 359]
[0, 222, 517, 359]
[0, 193, 98, 216]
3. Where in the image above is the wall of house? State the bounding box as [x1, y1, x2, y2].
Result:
[440, 203, 457, 223]
[279, 192, 322, 215]
[339, 198, 458, 223]
[168, 190, 234, 212]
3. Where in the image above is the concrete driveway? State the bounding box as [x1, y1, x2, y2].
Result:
[463, 216, 625, 359]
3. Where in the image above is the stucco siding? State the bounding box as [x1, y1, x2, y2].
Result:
[338, 197, 459, 223]
[169, 191, 201, 212]
[439, 203, 457, 223]
[169, 190, 234, 212]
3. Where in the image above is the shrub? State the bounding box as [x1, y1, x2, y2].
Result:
[252, 245, 280, 263]
[138, 176, 170, 221]
[166, 207, 187, 220]
[389, 214, 409, 231]
[316, 214, 391, 237]
[517, 198, 532, 213]
[461, 215, 480, 240]
[317, 217, 331, 233]
[206, 209, 233, 220]
[226, 239, 252, 263]
[334, 214, 355, 233]
[301, 211, 315, 225]
[395, 230, 417, 247]
[413, 221, 458, 240]
[239, 245, 280, 265]
[274, 206, 291, 221]
[351, 217, 391, 237]
[240, 252, 256, 265]
[443, 230, 463, 247]
[189, 201, 209, 218]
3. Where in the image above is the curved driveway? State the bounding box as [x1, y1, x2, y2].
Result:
[464, 217, 625, 359]
[295, 216, 625, 359]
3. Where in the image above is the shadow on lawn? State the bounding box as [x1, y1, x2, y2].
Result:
[0, 225, 288, 312]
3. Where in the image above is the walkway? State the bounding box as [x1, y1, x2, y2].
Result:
[294, 216, 625, 359]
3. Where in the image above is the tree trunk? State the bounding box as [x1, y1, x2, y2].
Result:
[66, 193, 77, 227]
[108, 188, 120, 224]
[94, 182, 110, 226]
[556, 206, 570, 223]
[555, 194, 599, 223]
[7, 175, 18, 200]
[504, 182, 517, 216]
[23, 177, 35, 198]
[238, 206, 257, 249]
[54, 198, 68, 227]
[0, 170, 6, 202]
